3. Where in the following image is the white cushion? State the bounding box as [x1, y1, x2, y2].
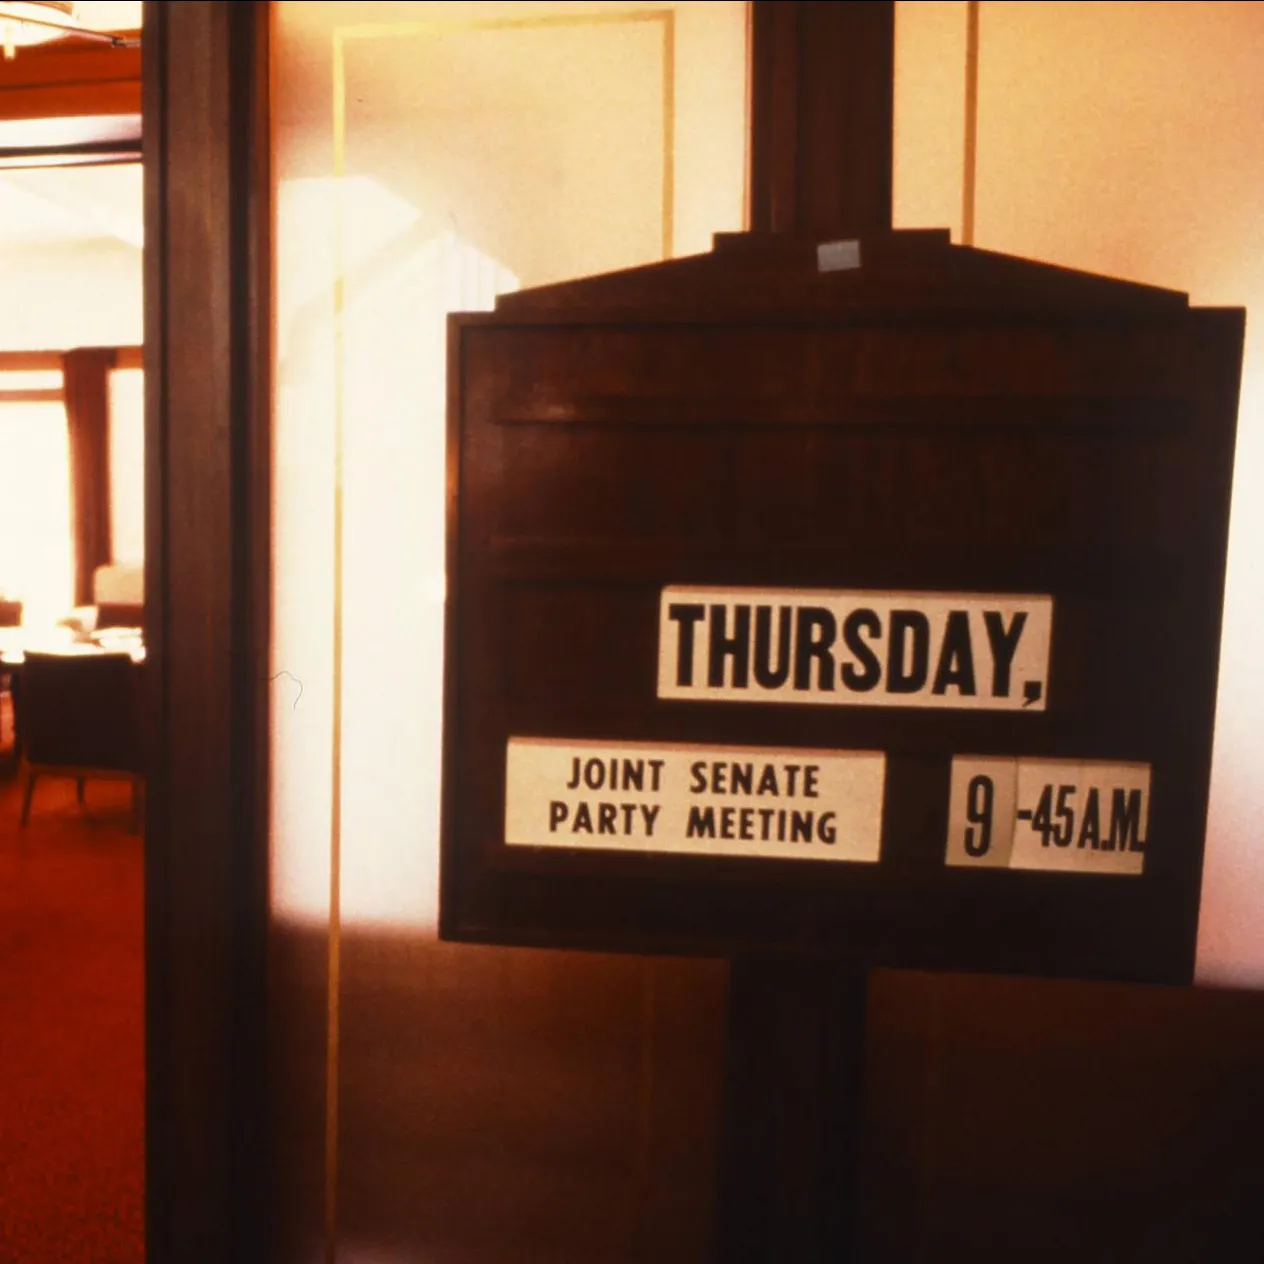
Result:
[93, 563, 144, 605]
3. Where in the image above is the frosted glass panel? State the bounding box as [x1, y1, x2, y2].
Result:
[273, 0, 747, 927]
[893, 0, 967, 239]
[271, 6, 746, 1260]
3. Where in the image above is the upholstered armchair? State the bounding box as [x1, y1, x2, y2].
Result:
[19, 651, 145, 834]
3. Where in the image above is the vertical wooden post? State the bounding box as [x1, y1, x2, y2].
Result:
[143, 2, 272, 1260]
[715, 960, 872, 1262]
[717, 5, 895, 1259]
[749, 0, 895, 238]
[63, 347, 116, 606]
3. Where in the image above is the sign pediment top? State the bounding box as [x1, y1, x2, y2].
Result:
[490, 228, 1194, 321]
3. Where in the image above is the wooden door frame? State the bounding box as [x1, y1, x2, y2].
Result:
[143, 2, 272, 1259]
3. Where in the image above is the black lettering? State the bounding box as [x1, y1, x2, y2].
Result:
[932, 610, 978, 696]
[759, 808, 777, 837]
[564, 758, 581, 790]
[739, 808, 755, 840]
[549, 802, 569, 832]
[984, 610, 1028, 698]
[731, 763, 753, 795]
[640, 805, 661, 836]
[583, 758, 604, 790]
[689, 761, 707, 794]
[685, 806, 716, 838]
[818, 812, 837, 844]
[793, 607, 837, 692]
[887, 611, 930, 694]
[753, 605, 792, 688]
[784, 764, 802, 795]
[668, 603, 706, 687]
[711, 763, 728, 794]
[720, 807, 737, 840]
[1109, 789, 1146, 852]
[573, 802, 594, 834]
[620, 760, 644, 792]
[841, 608, 882, 692]
[757, 766, 780, 796]
[803, 766, 820, 798]
[648, 760, 665, 792]
[791, 810, 814, 843]
[1053, 785, 1075, 847]
[597, 803, 618, 834]
[708, 604, 752, 688]
[1031, 784, 1054, 846]
[620, 803, 638, 835]
[1078, 788, 1101, 850]
[965, 775, 994, 856]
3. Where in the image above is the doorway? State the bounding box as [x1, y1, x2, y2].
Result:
[0, 5, 145, 1260]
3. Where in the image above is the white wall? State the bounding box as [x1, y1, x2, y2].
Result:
[0, 166, 145, 598]
[0, 239, 142, 350]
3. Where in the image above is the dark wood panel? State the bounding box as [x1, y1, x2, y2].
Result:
[143, 3, 272, 1261]
[479, 540, 1191, 593]
[332, 931, 727, 1264]
[269, 924, 332, 1264]
[856, 971, 1264, 1263]
[464, 323, 1215, 424]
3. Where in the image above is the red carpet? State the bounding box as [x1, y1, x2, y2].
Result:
[0, 718, 145, 1262]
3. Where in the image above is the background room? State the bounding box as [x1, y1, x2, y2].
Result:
[0, 3, 145, 1257]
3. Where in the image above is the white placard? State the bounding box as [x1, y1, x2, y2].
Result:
[505, 737, 886, 863]
[945, 757, 1151, 875]
[658, 587, 1052, 712]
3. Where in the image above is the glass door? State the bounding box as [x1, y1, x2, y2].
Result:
[269, 5, 749, 1258]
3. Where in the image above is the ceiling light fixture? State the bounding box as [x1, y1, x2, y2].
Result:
[0, 2, 129, 60]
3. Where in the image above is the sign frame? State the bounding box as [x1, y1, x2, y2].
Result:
[439, 231, 1243, 985]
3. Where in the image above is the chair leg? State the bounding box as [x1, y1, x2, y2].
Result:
[20, 771, 37, 826]
[130, 777, 144, 836]
[77, 777, 86, 804]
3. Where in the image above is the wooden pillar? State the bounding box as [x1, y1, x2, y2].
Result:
[749, 0, 895, 238]
[63, 347, 116, 606]
[715, 960, 872, 1263]
[716, 5, 896, 1261]
[143, 2, 273, 1260]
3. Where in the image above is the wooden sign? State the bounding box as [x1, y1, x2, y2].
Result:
[439, 230, 1243, 984]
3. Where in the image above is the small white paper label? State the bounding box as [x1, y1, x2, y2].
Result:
[946, 757, 1151, 875]
[658, 586, 1053, 712]
[505, 737, 886, 863]
[817, 239, 862, 272]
